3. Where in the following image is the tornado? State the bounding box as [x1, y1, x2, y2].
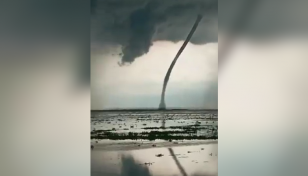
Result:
[159, 15, 203, 110]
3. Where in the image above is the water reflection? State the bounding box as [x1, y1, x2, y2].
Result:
[121, 155, 151, 176]
[91, 142, 217, 176]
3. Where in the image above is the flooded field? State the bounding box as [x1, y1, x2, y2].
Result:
[91, 110, 218, 141]
[91, 110, 218, 176]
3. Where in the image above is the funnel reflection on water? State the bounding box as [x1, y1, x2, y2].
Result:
[91, 142, 218, 176]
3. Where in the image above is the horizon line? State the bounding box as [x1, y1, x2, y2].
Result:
[91, 108, 218, 111]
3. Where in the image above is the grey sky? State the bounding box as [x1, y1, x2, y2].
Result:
[219, 0, 308, 38]
[91, 42, 217, 109]
[91, 0, 218, 110]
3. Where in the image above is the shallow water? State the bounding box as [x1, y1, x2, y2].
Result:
[91, 142, 218, 176]
[91, 110, 218, 176]
[91, 110, 218, 141]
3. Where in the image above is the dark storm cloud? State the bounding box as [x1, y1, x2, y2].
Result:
[219, 0, 308, 38]
[0, 0, 89, 43]
[219, 0, 308, 68]
[91, 0, 218, 64]
[0, 0, 90, 85]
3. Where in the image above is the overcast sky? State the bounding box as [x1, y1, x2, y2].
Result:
[91, 0, 218, 110]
